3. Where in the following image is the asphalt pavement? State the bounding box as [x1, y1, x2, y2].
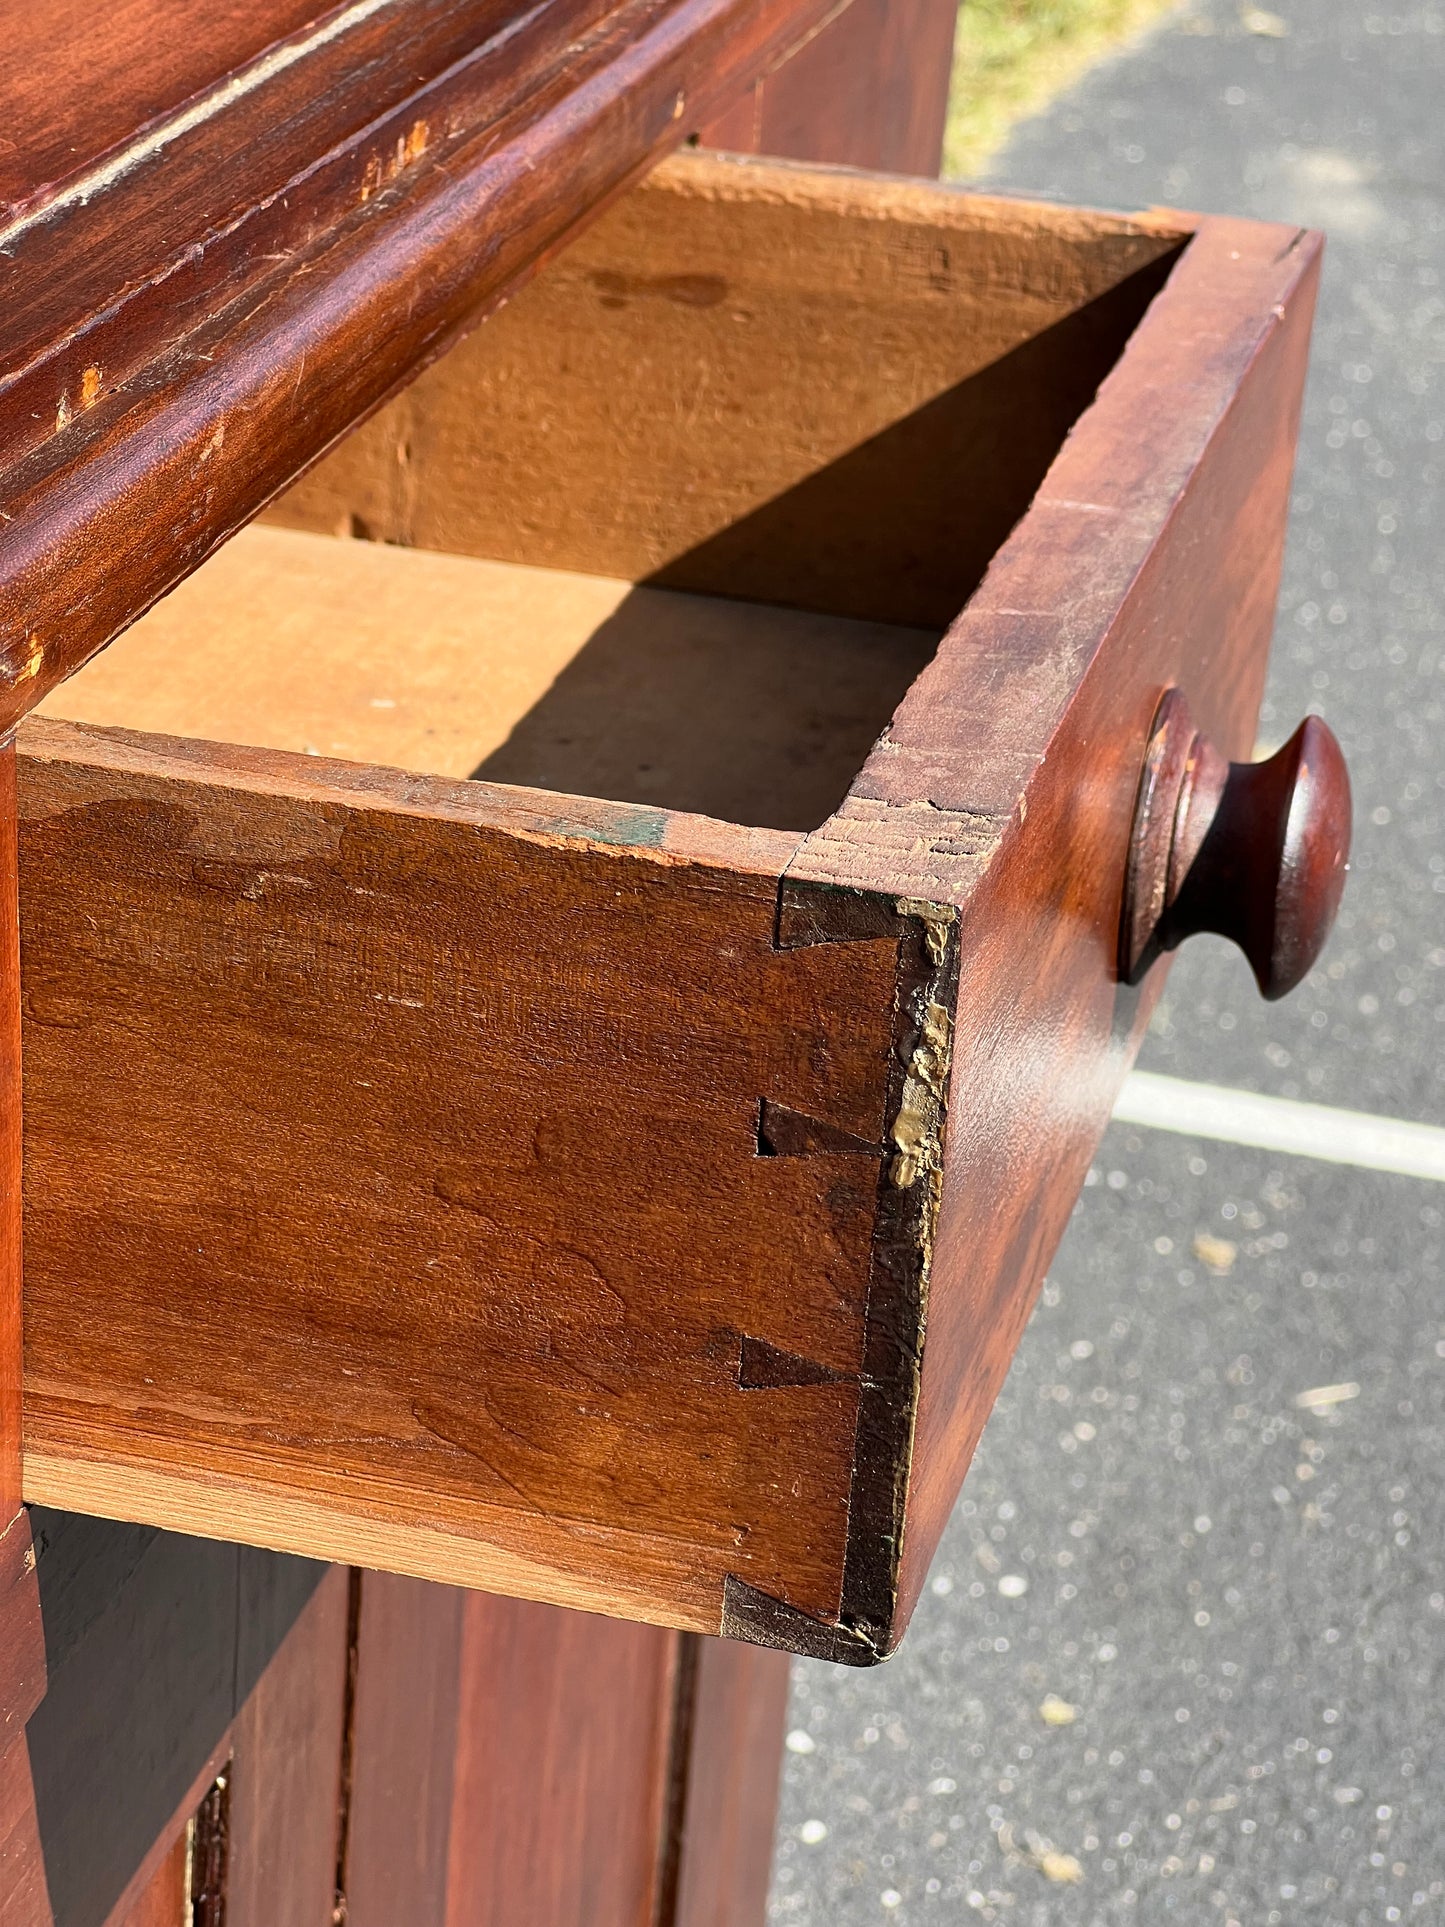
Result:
[768, 3, 1445, 1920]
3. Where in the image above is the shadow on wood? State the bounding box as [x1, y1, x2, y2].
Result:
[24, 1511, 326, 1927]
[641, 246, 1187, 629]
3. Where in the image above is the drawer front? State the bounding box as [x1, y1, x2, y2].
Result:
[18, 158, 1325, 1660]
[18, 732, 895, 1633]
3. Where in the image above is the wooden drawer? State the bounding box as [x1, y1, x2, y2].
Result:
[18, 152, 1325, 1662]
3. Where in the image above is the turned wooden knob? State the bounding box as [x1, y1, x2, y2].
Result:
[1120, 688, 1352, 1001]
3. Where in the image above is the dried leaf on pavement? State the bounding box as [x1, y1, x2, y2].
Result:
[1192, 1232, 1238, 1274]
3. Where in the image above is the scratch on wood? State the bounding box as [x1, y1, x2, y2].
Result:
[0, 635, 43, 689]
[0, 0, 400, 250]
[361, 118, 430, 203]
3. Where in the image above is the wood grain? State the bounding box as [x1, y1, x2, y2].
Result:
[867, 218, 1326, 1634]
[670, 1637, 791, 1927]
[38, 525, 936, 832]
[699, 0, 959, 175]
[0, 0, 862, 730]
[0, 1513, 45, 1761]
[443, 1595, 678, 1927]
[19, 719, 896, 1633]
[267, 153, 1186, 629]
[0, 740, 47, 1919]
[0, 747, 22, 1525]
[343, 1574, 465, 1927]
[0, 1737, 55, 1927]
[341, 1575, 787, 1927]
[228, 1567, 350, 1927]
[0, 0, 330, 219]
[16, 161, 1322, 1661]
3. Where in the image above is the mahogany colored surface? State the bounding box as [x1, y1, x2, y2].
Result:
[228, 1567, 350, 1927]
[0, 747, 21, 1521]
[444, 1595, 678, 1927]
[0, 1738, 54, 1927]
[16, 161, 1328, 1661]
[882, 219, 1325, 1634]
[342, 1575, 785, 1927]
[0, 0, 325, 217]
[343, 1575, 464, 1927]
[671, 1638, 791, 1927]
[0, 0, 856, 728]
[0, 746, 43, 1920]
[0, 1514, 45, 1756]
[109, 1833, 187, 1927]
[698, 0, 958, 174]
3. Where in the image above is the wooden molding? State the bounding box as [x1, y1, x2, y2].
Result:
[0, 0, 858, 729]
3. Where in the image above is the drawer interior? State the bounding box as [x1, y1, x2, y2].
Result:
[38, 527, 937, 835]
[39, 154, 1185, 832]
[21, 153, 1310, 1655]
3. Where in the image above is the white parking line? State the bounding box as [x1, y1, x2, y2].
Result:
[1113, 1071, 1445, 1184]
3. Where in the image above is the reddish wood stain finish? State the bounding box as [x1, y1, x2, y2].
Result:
[0, 10, 1349, 1927]
[15, 162, 1339, 1661]
[340, 1573, 787, 1927]
[890, 220, 1326, 1629]
[699, 0, 959, 174]
[343, 1575, 466, 1927]
[0, 751, 44, 1919]
[0, 1735, 52, 1927]
[671, 1639, 792, 1927]
[0, 0, 331, 217]
[443, 1595, 677, 1927]
[0, 1514, 45, 1762]
[227, 1567, 350, 1927]
[110, 1832, 189, 1927]
[0, 748, 21, 1525]
[1121, 692, 1351, 999]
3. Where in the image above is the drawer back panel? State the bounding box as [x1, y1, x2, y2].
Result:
[266, 154, 1186, 628]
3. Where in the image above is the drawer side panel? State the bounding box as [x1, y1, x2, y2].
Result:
[895, 223, 1324, 1632]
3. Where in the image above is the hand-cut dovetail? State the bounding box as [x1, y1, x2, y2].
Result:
[738, 1335, 854, 1390]
[755, 1099, 883, 1159]
[720, 1575, 887, 1666]
[774, 879, 901, 950]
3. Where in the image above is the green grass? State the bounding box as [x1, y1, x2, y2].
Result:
[944, 0, 1183, 178]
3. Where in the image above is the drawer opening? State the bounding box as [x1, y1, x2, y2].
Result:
[40, 155, 1187, 835]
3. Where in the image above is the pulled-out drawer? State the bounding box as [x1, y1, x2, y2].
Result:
[18, 153, 1342, 1661]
